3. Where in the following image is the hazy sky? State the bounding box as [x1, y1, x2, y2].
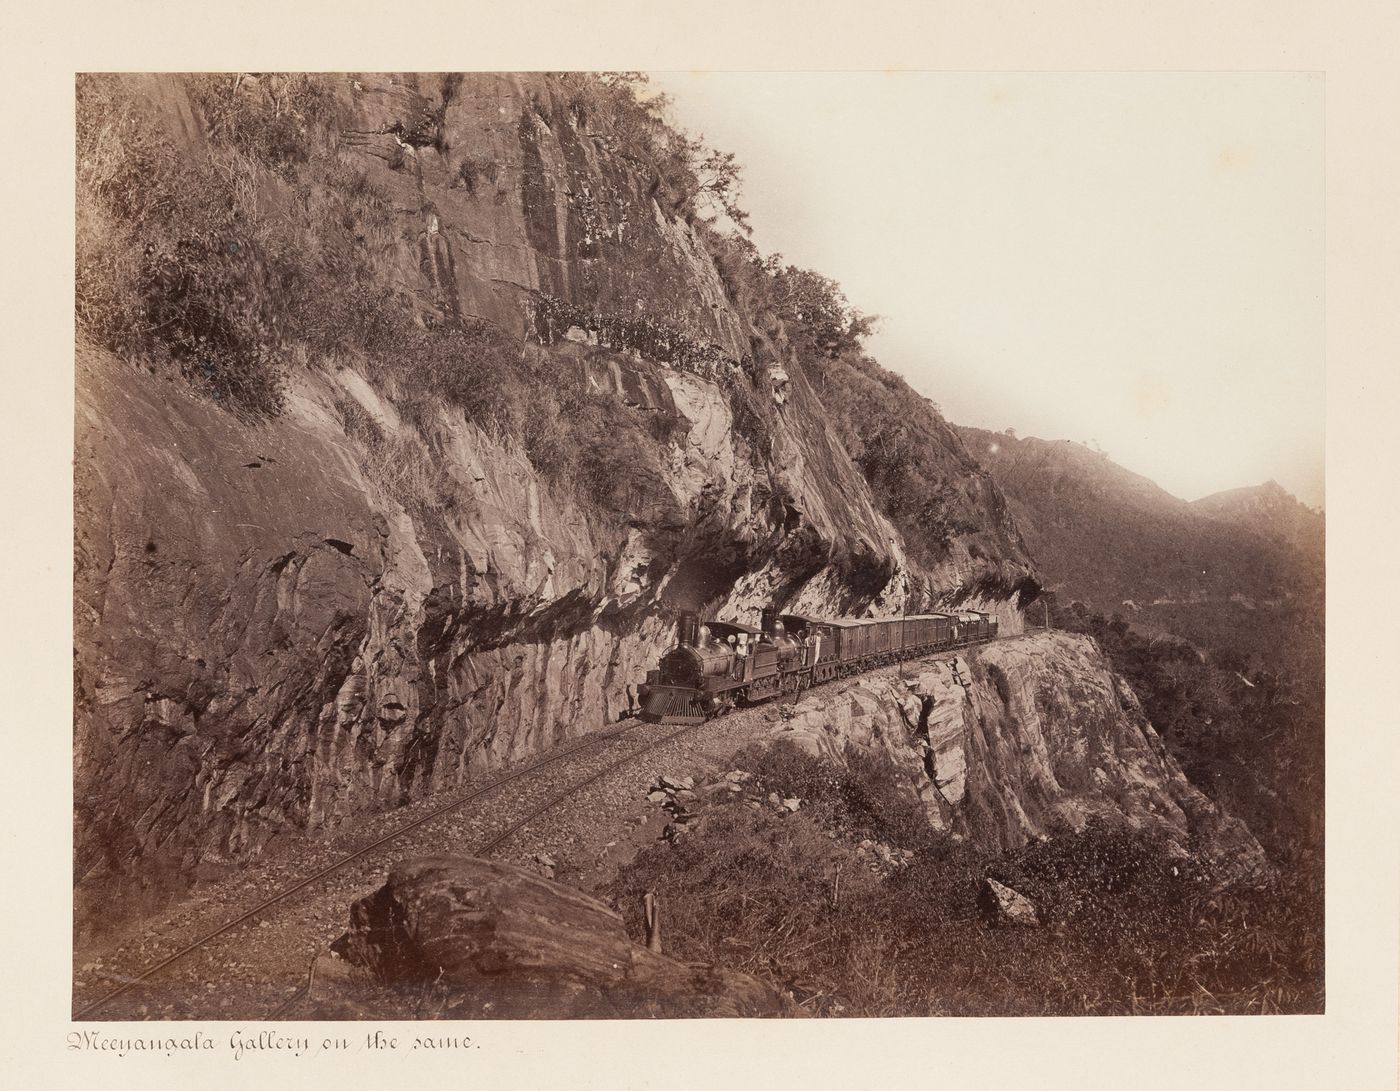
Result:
[650, 72, 1324, 509]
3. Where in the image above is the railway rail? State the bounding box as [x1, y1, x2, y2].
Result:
[266, 718, 698, 1019]
[73, 716, 690, 1021]
[74, 626, 1018, 1021]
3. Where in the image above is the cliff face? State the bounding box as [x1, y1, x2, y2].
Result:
[74, 73, 1034, 914]
[766, 631, 1266, 879]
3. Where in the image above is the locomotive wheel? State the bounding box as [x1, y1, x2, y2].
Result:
[705, 694, 735, 719]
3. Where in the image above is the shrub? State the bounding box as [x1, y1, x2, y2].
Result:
[76, 75, 293, 417]
[605, 803, 906, 1015]
[454, 154, 500, 194]
[331, 395, 383, 445]
[734, 740, 936, 853]
[187, 73, 333, 173]
[734, 739, 841, 804]
[606, 746, 1321, 1015]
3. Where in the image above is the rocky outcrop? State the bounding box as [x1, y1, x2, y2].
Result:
[977, 878, 1040, 927]
[760, 631, 1268, 881]
[317, 856, 790, 1018]
[74, 73, 1036, 921]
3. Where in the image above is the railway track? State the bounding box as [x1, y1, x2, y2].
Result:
[73, 717, 695, 1021]
[73, 633, 1019, 1021]
[267, 718, 698, 1019]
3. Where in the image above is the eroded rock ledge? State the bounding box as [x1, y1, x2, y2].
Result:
[763, 630, 1267, 882]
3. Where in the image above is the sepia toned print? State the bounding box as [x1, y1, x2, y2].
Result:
[73, 71, 1323, 1020]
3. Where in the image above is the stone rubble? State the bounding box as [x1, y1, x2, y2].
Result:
[643, 767, 812, 846]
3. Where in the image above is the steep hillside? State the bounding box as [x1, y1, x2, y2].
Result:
[74, 73, 1036, 921]
[765, 630, 1264, 874]
[1191, 479, 1324, 561]
[955, 426, 1323, 667]
[599, 631, 1318, 1016]
[308, 631, 1284, 1019]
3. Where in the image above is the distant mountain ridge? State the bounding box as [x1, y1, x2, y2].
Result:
[1190, 479, 1324, 562]
[954, 426, 1323, 666]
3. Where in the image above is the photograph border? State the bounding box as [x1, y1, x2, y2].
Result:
[6, 1, 1398, 1087]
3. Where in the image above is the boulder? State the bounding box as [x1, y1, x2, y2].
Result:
[977, 877, 1040, 928]
[330, 857, 791, 1018]
[530, 852, 558, 879]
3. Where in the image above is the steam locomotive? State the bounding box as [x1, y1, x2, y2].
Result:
[638, 606, 1000, 724]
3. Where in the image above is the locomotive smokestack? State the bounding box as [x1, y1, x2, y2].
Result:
[677, 611, 700, 647]
[760, 607, 778, 634]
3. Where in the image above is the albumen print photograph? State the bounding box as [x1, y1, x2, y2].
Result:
[72, 70, 1323, 1020]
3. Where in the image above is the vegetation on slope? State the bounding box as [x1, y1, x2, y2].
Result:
[607, 742, 1322, 1016]
[1049, 602, 1323, 871]
[956, 425, 1323, 935]
[957, 424, 1322, 848]
[958, 425, 1323, 670]
[77, 72, 1029, 585]
[707, 240, 1030, 570]
[78, 75, 753, 523]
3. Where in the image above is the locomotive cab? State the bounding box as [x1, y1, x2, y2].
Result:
[708, 621, 775, 681]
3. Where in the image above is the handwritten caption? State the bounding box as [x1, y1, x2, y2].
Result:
[67, 1028, 479, 1060]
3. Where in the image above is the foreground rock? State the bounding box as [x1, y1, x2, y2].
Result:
[978, 878, 1040, 928]
[317, 857, 791, 1018]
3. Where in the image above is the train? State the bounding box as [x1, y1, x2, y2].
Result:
[638, 606, 1000, 724]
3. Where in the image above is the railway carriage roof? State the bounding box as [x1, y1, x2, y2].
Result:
[795, 614, 964, 629]
[818, 615, 948, 628]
